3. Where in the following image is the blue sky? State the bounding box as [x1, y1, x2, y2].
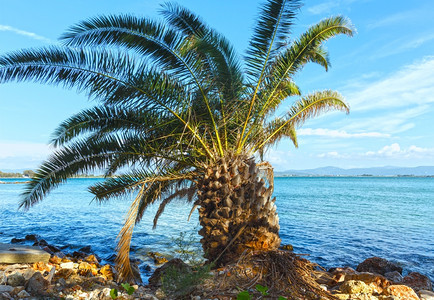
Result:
[1, 0, 434, 171]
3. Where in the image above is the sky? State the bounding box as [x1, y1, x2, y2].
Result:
[1, 0, 434, 171]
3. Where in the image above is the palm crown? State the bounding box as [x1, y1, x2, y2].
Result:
[0, 0, 353, 281]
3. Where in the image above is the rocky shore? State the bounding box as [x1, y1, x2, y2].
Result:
[0, 236, 432, 299]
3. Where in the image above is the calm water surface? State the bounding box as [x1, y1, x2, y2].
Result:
[1, 177, 433, 281]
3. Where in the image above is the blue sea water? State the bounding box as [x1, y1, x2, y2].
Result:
[1, 177, 433, 281]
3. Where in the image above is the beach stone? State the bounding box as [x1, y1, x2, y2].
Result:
[33, 239, 48, 247]
[385, 271, 403, 283]
[418, 290, 434, 300]
[60, 262, 75, 269]
[22, 268, 35, 281]
[25, 234, 38, 241]
[78, 245, 92, 253]
[0, 292, 13, 300]
[85, 254, 99, 264]
[385, 285, 419, 300]
[49, 255, 62, 264]
[56, 268, 76, 279]
[10, 238, 25, 244]
[16, 290, 30, 298]
[148, 258, 192, 287]
[0, 243, 50, 264]
[100, 264, 114, 281]
[403, 272, 433, 291]
[356, 257, 402, 275]
[0, 271, 6, 284]
[46, 266, 56, 283]
[33, 261, 51, 272]
[327, 267, 357, 286]
[53, 251, 66, 258]
[0, 286, 13, 293]
[26, 271, 48, 294]
[11, 286, 24, 295]
[6, 272, 25, 287]
[340, 280, 372, 294]
[345, 272, 390, 294]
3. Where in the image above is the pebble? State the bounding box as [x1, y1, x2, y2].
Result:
[0, 285, 13, 293]
[7, 271, 25, 287]
[17, 290, 30, 298]
[60, 262, 75, 269]
[419, 290, 434, 300]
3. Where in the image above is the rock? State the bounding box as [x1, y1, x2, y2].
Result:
[0, 243, 50, 263]
[403, 272, 433, 291]
[0, 271, 6, 284]
[56, 277, 67, 287]
[53, 251, 66, 258]
[340, 280, 373, 294]
[22, 268, 35, 281]
[419, 290, 434, 300]
[78, 261, 98, 276]
[100, 264, 114, 281]
[327, 267, 357, 286]
[33, 261, 51, 272]
[78, 245, 92, 253]
[25, 234, 38, 241]
[11, 286, 25, 295]
[55, 268, 76, 279]
[60, 262, 75, 269]
[49, 255, 63, 264]
[0, 292, 13, 300]
[85, 254, 99, 264]
[46, 266, 56, 283]
[345, 272, 390, 294]
[26, 272, 48, 294]
[385, 271, 403, 283]
[148, 252, 168, 265]
[148, 258, 192, 287]
[16, 290, 30, 298]
[6, 272, 25, 287]
[41, 246, 54, 255]
[10, 238, 25, 244]
[280, 244, 293, 251]
[385, 285, 419, 300]
[0, 286, 13, 293]
[356, 257, 402, 275]
[105, 253, 117, 263]
[33, 239, 48, 247]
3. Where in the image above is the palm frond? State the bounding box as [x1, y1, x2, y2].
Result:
[20, 136, 123, 209]
[245, 0, 301, 80]
[255, 16, 354, 120]
[255, 90, 349, 151]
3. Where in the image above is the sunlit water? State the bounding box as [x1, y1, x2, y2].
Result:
[1, 177, 433, 282]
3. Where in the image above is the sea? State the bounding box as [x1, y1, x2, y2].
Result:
[1, 177, 433, 282]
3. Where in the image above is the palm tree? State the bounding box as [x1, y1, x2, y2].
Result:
[0, 0, 353, 282]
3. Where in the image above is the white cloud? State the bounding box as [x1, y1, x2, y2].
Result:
[0, 24, 52, 43]
[298, 128, 390, 138]
[307, 0, 360, 15]
[0, 141, 51, 159]
[317, 143, 434, 160]
[346, 57, 434, 111]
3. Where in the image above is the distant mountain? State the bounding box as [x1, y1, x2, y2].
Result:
[276, 166, 434, 176]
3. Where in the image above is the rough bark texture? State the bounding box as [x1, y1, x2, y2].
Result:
[196, 155, 281, 266]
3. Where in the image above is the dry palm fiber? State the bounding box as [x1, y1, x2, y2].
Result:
[200, 250, 337, 300]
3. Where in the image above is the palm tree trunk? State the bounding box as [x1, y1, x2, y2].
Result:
[197, 155, 281, 266]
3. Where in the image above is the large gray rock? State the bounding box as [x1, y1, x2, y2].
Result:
[25, 272, 48, 295]
[0, 243, 50, 264]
